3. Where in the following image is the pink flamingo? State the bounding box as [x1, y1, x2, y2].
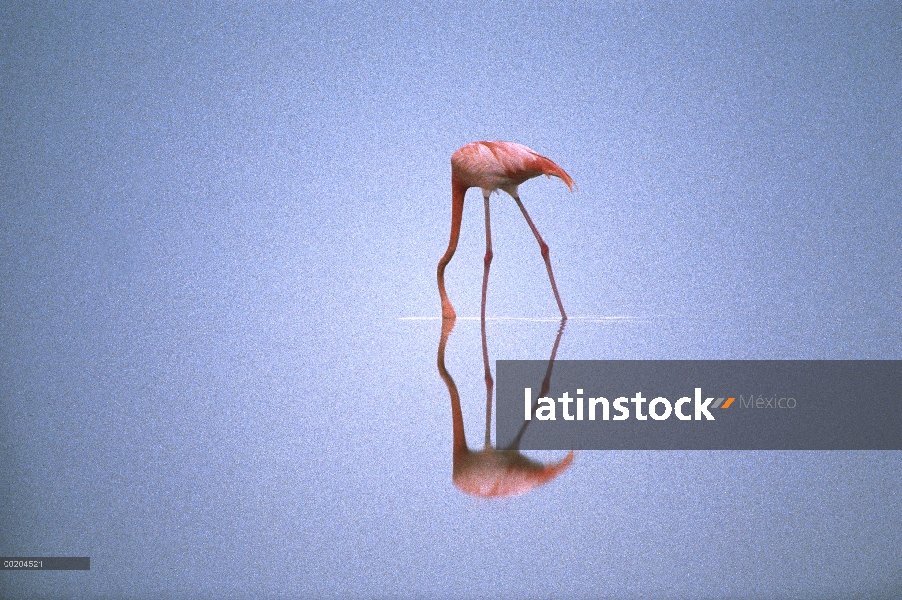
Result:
[437, 141, 574, 321]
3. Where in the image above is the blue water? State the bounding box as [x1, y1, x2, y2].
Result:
[2, 3, 900, 598]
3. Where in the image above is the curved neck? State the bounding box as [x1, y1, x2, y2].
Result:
[437, 177, 469, 319]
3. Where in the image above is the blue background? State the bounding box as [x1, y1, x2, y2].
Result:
[2, 2, 900, 598]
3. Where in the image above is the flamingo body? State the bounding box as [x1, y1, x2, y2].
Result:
[438, 141, 573, 320]
[451, 141, 574, 198]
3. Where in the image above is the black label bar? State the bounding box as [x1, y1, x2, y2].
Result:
[1, 557, 90, 570]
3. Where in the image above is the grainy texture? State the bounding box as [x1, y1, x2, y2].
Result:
[1, 2, 900, 598]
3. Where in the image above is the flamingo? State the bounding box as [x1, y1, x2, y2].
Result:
[435, 236, 574, 499]
[437, 141, 574, 321]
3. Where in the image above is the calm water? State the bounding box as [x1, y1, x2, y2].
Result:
[2, 3, 900, 598]
[2, 309, 900, 597]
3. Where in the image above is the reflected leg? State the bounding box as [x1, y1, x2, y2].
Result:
[508, 318, 568, 450]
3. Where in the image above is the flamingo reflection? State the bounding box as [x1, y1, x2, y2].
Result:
[437, 313, 574, 499]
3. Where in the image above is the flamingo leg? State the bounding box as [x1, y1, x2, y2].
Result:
[481, 193, 494, 448]
[514, 196, 567, 320]
[480, 194, 493, 322]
